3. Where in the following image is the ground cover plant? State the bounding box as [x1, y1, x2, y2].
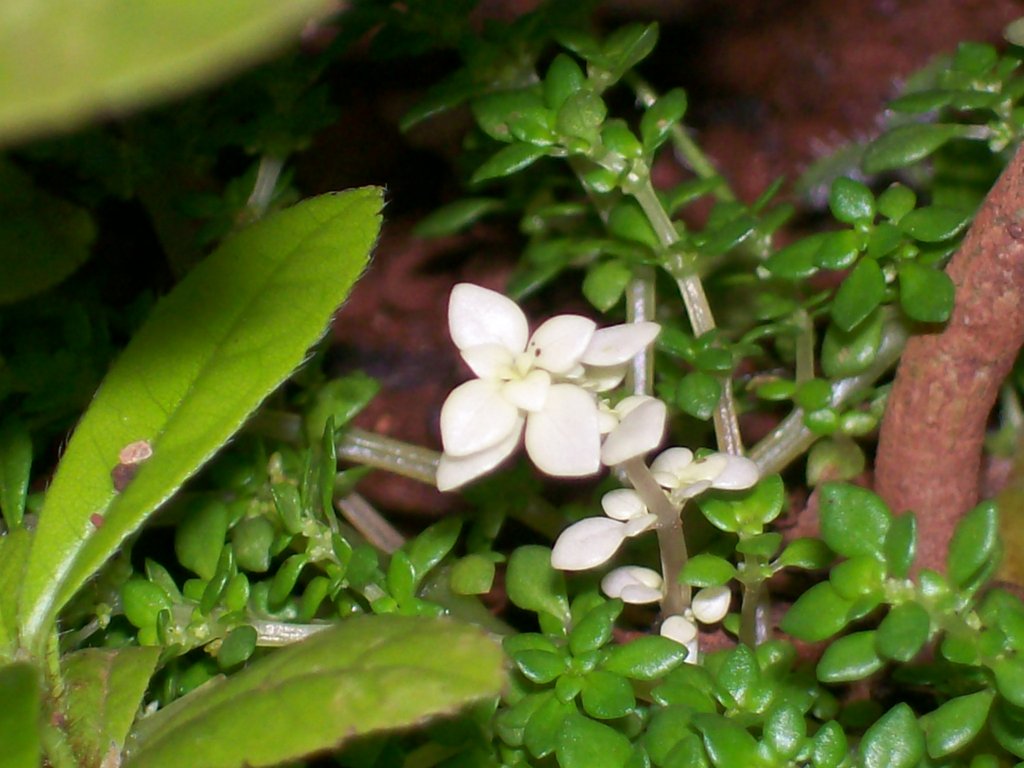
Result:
[5, 1, 1024, 766]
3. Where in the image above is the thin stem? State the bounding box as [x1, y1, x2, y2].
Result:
[246, 155, 285, 219]
[625, 265, 656, 396]
[621, 457, 690, 617]
[335, 492, 405, 553]
[749, 316, 908, 475]
[739, 573, 768, 647]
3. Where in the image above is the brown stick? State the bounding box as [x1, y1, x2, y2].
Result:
[875, 143, 1024, 573]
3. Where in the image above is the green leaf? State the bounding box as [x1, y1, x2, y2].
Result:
[569, 600, 621, 656]
[816, 631, 883, 682]
[714, 645, 760, 710]
[831, 258, 886, 333]
[472, 143, 550, 183]
[583, 260, 632, 311]
[601, 636, 689, 680]
[780, 581, 853, 642]
[876, 602, 931, 661]
[899, 206, 972, 243]
[0, 662, 40, 768]
[765, 233, 827, 280]
[676, 372, 722, 421]
[505, 546, 570, 626]
[812, 721, 847, 768]
[0, 417, 31, 530]
[524, 691, 573, 758]
[556, 712, 632, 768]
[581, 670, 634, 719]
[877, 184, 917, 222]
[921, 690, 994, 759]
[859, 703, 925, 768]
[407, 517, 462, 583]
[883, 513, 917, 579]
[993, 657, 1024, 707]
[413, 198, 504, 238]
[0, 161, 95, 303]
[544, 54, 586, 111]
[774, 538, 833, 571]
[600, 23, 659, 84]
[175, 498, 228, 580]
[696, 715, 767, 768]
[898, 262, 955, 324]
[806, 437, 866, 486]
[0, 529, 31, 656]
[829, 178, 875, 224]
[814, 230, 863, 271]
[698, 475, 785, 536]
[640, 88, 687, 154]
[862, 124, 975, 174]
[763, 702, 805, 760]
[125, 616, 503, 768]
[63, 647, 160, 765]
[947, 501, 999, 589]
[450, 554, 496, 596]
[0, 0, 330, 146]
[821, 305, 884, 378]
[18, 188, 382, 648]
[679, 554, 736, 587]
[818, 482, 892, 560]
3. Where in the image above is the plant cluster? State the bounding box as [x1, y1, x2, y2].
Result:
[4, 2, 1024, 767]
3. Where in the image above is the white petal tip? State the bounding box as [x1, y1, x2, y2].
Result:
[691, 586, 732, 624]
[600, 398, 666, 466]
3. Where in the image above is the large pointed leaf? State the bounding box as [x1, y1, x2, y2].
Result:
[18, 188, 382, 649]
[0, 661, 41, 768]
[0, 0, 331, 146]
[63, 647, 161, 766]
[0, 528, 31, 659]
[123, 616, 504, 768]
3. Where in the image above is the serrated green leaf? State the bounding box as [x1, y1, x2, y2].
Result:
[818, 483, 892, 560]
[780, 581, 853, 642]
[859, 703, 924, 768]
[922, 689, 994, 758]
[831, 258, 886, 332]
[862, 124, 974, 174]
[556, 713, 632, 768]
[125, 616, 503, 768]
[948, 501, 999, 589]
[0, 416, 31, 530]
[18, 188, 382, 649]
[0, 0, 331, 146]
[63, 647, 160, 765]
[0, 161, 95, 304]
[898, 262, 955, 324]
[816, 631, 883, 682]
[0, 662, 40, 768]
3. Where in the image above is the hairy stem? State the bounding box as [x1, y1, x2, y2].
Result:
[622, 457, 690, 617]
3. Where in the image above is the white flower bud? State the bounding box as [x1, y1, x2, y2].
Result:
[601, 566, 663, 604]
[691, 585, 732, 624]
[601, 489, 647, 521]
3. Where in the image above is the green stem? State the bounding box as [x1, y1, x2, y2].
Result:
[749, 316, 908, 475]
[622, 457, 690, 617]
[627, 175, 744, 455]
[738, 560, 769, 647]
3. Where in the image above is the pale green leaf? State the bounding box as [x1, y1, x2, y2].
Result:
[63, 647, 161, 765]
[18, 188, 382, 648]
[0, 0, 331, 146]
[124, 616, 503, 768]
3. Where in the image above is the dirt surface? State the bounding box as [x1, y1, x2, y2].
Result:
[310, 0, 1024, 522]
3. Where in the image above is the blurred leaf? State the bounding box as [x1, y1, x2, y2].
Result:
[18, 189, 382, 649]
[947, 500, 999, 590]
[0, 0, 331, 145]
[583, 260, 632, 312]
[829, 178, 875, 224]
[676, 372, 722, 421]
[125, 616, 503, 768]
[0, 529, 31, 658]
[63, 647, 160, 765]
[0, 662, 40, 768]
[472, 143, 550, 183]
[831, 258, 885, 333]
[821, 306, 884, 378]
[0, 416, 31, 530]
[505, 546, 570, 626]
[0, 162, 95, 304]
[414, 198, 504, 238]
[556, 712, 633, 768]
[900, 206, 972, 243]
[862, 124, 975, 174]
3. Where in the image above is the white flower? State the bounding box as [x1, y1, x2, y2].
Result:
[550, 512, 657, 571]
[650, 447, 760, 503]
[660, 614, 699, 662]
[601, 566, 663, 604]
[437, 284, 660, 491]
[691, 585, 732, 624]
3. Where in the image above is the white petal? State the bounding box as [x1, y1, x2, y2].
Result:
[581, 363, 628, 392]
[602, 565, 664, 605]
[660, 614, 698, 646]
[551, 518, 628, 570]
[527, 315, 596, 374]
[502, 369, 551, 413]
[600, 398, 666, 466]
[675, 479, 713, 501]
[440, 379, 520, 457]
[435, 419, 523, 491]
[623, 513, 658, 537]
[677, 454, 729, 485]
[692, 586, 732, 624]
[616, 395, 658, 418]
[448, 283, 528, 353]
[597, 407, 619, 435]
[524, 384, 600, 477]
[712, 455, 761, 490]
[460, 343, 515, 379]
[581, 322, 661, 366]
[650, 447, 695, 483]
[601, 489, 647, 521]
